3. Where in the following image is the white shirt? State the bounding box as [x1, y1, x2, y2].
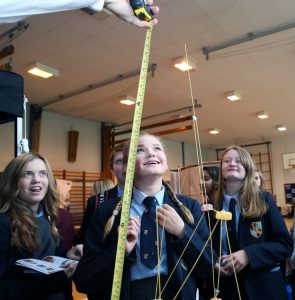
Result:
[0, 1, 104, 24]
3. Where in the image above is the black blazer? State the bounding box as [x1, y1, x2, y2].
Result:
[73, 191, 217, 300]
[0, 213, 69, 300]
[210, 191, 292, 300]
[75, 186, 118, 244]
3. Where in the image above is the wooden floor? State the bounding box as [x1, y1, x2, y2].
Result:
[72, 217, 294, 300]
[285, 216, 293, 230]
[73, 283, 87, 300]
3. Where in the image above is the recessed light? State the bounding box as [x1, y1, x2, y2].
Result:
[257, 111, 269, 119]
[209, 128, 220, 135]
[277, 125, 287, 132]
[28, 62, 59, 78]
[174, 56, 197, 72]
[226, 90, 241, 101]
[120, 95, 135, 105]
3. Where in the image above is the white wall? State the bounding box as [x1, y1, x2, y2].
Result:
[0, 111, 101, 172]
[158, 137, 215, 181]
[162, 138, 216, 171]
[39, 111, 101, 172]
[271, 135, 295, 205]
[0, 122, 15, 170]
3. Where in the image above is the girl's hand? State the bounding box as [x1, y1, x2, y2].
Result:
[214, 256, 232, 276]
[61, 260, 78, 278]
[66, 244, 83, 260]
[104, 0, 159, 28]
[121, 216, 140, 256]
[157, 204, 185, 239]
[216, 250, 249, 276]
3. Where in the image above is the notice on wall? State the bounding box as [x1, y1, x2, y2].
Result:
[284, 183, 295, 203]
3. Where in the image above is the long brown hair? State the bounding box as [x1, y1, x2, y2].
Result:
[203, 166, 219, 199]
[214, 145, 268, 218]
[0, 153, 59, 253]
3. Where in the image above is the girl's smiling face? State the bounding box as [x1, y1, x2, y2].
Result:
[135, 135, 168, 178]
[222, 149, 246, 183]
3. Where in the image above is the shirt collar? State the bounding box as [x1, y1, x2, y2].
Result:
[117, 185, 123, 197]
[223, 191, 238, 206]
[34, 203, 44, 218]
[133, 185, 165, 207]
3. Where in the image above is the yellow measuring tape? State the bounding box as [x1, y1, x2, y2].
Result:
[111, 26, 153, 300]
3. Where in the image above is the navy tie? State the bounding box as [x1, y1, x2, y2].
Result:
[140, 196, 158, 269]
[228, 198, 238, 252]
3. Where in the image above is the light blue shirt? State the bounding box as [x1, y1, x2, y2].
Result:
[35, 203, 44, 217]
[129, 186, 168, 281]
[221, 192, 240, 255]
[117, 185, 123, 197]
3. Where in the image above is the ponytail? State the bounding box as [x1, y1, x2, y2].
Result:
[103, 199, 122, 240]
[163, 181, 194, 225]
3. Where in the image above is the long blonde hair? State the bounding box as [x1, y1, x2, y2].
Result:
[91, 178, 114, 196]
[0, 153, 59, 253]
[214, 145, 268, 218]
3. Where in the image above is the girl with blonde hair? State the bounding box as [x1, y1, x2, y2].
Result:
[210, 145, 292, 300]
[91, 178, 115, 196]
[74, 134, 215, 300]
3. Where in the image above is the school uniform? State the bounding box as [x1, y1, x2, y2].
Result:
[73, 189, 216, 300]
[75, 186, 121, 244]
[0, 211, 70, 300]
[210, 191, 293, 300]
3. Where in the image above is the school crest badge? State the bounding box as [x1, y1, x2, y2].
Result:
[250, 221, 262, 238]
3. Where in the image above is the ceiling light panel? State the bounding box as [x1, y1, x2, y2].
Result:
[174, 56, 197, 72]
[277, 125, 287, 132]
[257, 111, 269, 119]
[209, 128, 220, 134]
[28, 62, 59, 78]
[226, 90, 241, 101]
[120, 95, 135, 105]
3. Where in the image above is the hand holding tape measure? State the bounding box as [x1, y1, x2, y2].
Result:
[130, 0, 154, 22]
[105, 0, 159, 28]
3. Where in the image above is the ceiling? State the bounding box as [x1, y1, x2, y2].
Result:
[1, 0, 295, 148]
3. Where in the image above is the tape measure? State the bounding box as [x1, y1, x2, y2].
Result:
[129, 0, 154, 22]
[110, 26, 153, 300]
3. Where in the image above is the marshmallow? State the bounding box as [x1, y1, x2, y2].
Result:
[215, 210, 232, 221]
[201, 203, 214, 212]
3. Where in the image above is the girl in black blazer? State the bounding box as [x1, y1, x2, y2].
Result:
[0, 153, 78, 300]
[210, 145, 292, 300]
[74, 134, 216, 300]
